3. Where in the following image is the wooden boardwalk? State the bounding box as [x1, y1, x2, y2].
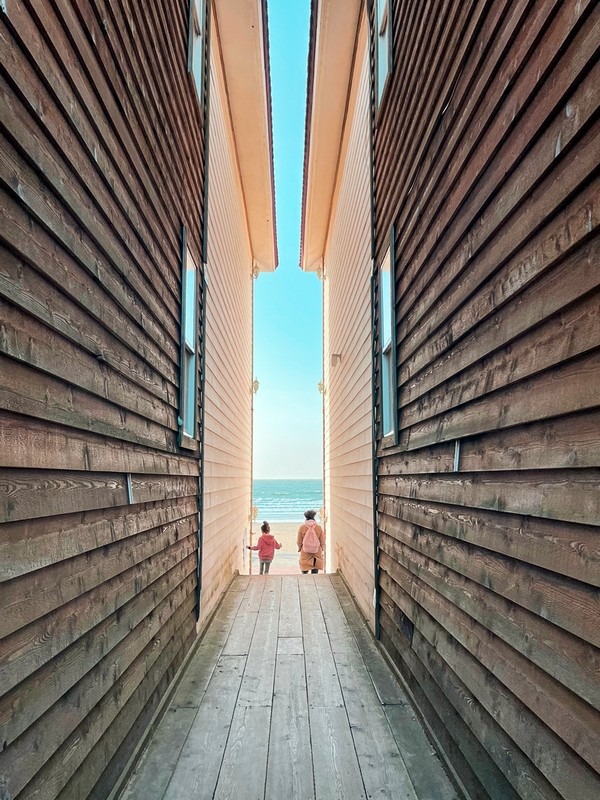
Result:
[120, 574, 461, 800]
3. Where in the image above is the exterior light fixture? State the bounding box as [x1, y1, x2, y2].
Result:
[252, 378, 260, 394]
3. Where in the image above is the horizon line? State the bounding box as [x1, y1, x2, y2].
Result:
[253, 476, 322, 481]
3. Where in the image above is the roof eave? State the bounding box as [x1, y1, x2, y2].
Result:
[300, 0, 362, 271]
[216, 0, 278, 272]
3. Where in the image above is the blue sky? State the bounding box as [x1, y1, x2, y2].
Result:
[253, 0, 323, 480]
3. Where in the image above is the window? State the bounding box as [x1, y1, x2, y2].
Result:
[179, 229, 199, 445]
[376, 0, 392, 105]
[188, 0, 205, 102]
[379, 244, 396, 441]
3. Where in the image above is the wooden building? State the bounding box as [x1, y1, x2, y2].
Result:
[301, 0, 375, 627]
[0, 1, 275, 798]
[303, 1, 600, 798]
[201, 0, 277, 625]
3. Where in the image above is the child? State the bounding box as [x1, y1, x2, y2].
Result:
[247, 521, 281, 574]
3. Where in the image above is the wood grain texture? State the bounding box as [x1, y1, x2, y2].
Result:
[380, 560, 600, 776]
[119, 575, 461, 800]
[372, 0, 600, 796]
[0, 557, 196, 750]
[334, 647, 418, 800]
[0, 496, 197, 581]
[0, 2, 207, 798]
[58, 619, 196, 800]
[310, 707, 367, 800]
[266, 653, 314, 800]
[378, 542, 600, 711]
[213, 706, 271, 800]
[119, 707, 198, 800]
[162, 655, 247, 800]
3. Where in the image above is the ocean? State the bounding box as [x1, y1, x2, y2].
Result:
[252, 478, 324, 523]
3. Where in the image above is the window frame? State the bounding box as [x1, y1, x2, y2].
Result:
[379, 228, 398, 448]
[187, 0, 205, 105]
[179, 226, 199, 449]
[375, 0, 393, 109]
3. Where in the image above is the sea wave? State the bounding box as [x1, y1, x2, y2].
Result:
[252, 478, 323, 523]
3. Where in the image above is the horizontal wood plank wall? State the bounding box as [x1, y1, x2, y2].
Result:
[0, 1, 205, 798]
[324, 22, 375, 628]
[201, 25, 253, 620]
[373, 1, 600, 798]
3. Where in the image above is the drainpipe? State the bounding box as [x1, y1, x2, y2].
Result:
[321, 264, 327, 573]
[249, 266, 258, 576]
[367, 0, 381, 639]
[370, 270, 380, 639]
[196, 0, 212, 621]
[196, 266, 207, 621]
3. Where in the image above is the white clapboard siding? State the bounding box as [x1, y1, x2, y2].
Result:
[323, 29, 374, 628]
[201, 39, 253, 622]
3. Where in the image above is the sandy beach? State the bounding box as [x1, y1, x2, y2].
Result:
[246, 521, 322, 575]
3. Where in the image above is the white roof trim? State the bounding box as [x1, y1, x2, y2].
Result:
[214, 0, 278, 271]
[301, 0, 362, 271]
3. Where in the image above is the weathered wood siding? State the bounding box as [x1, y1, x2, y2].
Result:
[0, 1, 206, 797]
[200, 24, 253, 619]
[372, 1, 600, 798]
[323, 21, 375, 628]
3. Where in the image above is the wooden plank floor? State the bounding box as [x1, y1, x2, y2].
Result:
[120, 574, 462, 800]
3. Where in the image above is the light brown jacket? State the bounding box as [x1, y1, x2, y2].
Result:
[297, 521, 325, 572]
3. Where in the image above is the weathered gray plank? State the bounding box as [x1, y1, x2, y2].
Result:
[302, 577, 345, 708]
[266, 653, 313, 800]
[277, 636, 304, 655]
[171, 608, 235, 708]
[335, 651, 418, 800]
[238, 581, 280, 707]
[213, 706, 271, 800]
[385, 703, 462, 800]
[330, 574, 407, 704]
[316, 578, 360, 654]
[243, 576, 267, 612]
[299, 576, 328, 639]
[310, 707, 366, 800]
[304, 632, 344, 709]
[222, 580, 261, 656]
[162, 655, 245, 800]
[172, 589, 244, 708]
[231, 575, 251, 593]
[332, 576, 460, 797]
[119, 575, 469, 800]
[120, 707, 197, 800]
[279, 575, 302, 637]
[261, 575, 282, 608]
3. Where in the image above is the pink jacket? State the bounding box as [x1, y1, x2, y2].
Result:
[250, 533, 281, 561]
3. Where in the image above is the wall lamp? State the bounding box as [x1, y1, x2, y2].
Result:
[252, 378, 260, 394]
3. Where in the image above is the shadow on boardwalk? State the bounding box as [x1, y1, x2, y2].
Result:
[120, 574, 462, 800]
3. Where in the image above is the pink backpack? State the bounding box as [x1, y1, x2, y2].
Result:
[302, 522, 320, 554]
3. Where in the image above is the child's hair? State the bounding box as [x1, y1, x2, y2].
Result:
[261, 521, 270, 533]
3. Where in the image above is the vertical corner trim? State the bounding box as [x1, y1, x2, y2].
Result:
[454, 439, 461, 472]
[126, 473, 134, 504]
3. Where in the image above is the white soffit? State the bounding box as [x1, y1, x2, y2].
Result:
[215, 0, 278, 271]
[301, 0, 361, 271]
